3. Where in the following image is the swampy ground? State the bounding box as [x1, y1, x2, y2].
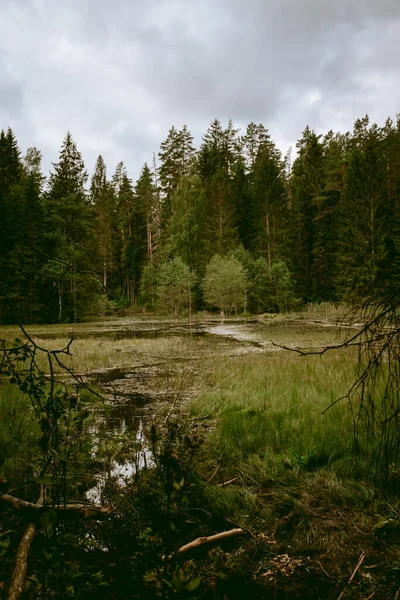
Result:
[1, 311, 400, 599]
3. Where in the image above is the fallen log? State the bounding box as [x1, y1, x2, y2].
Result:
[7, 488, 44, 600]
[7, 523, 36, 600]
[0, 494, 113, 518]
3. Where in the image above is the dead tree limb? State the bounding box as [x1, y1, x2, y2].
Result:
[0, 494, 113, 518]
[7, 488, 44, 600]
[174, 528, 246, 557]
[7, 523, 36, 600]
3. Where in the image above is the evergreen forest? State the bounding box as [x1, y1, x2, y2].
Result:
[1, 113, 400, 323]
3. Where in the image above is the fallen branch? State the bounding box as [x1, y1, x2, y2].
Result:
[173, 528, 246, 557]
[336, 551, 365, 600]
[218, 477, 238, 487]
[7, 488, 44, 600]
[0, 494, 113, 518]
[7, 523, 36, 600]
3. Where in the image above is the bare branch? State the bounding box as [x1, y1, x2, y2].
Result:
[0, 493, 112, 518]
[172, 528, 247, 557]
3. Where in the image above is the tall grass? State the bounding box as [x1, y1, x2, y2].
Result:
[190, 349, 363, 479]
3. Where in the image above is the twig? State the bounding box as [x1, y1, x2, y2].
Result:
[337, 551, 365, 600]
[218, 476, 238, 487]
[206, 465, 219, 483]
[223, 516, 255, 538]
[317, 560, 331, 578]
[387, 501, 400, 519]
[394, 589, 400, 600]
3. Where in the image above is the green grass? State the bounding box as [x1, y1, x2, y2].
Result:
[190, 349, 358, 477]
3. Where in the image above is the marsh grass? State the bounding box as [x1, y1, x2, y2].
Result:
[2, 316, 400, 597]
[0, 334, 216, 375]
[184, 345, 400, 598]
[190, 349, 358, 474]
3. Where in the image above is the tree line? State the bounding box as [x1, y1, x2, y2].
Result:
[1, 113, 400, 323]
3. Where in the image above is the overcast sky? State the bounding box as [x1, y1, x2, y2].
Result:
[1, 0, 400, 181]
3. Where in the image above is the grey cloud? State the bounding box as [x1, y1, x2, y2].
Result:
[0, 0, 400, 178]
[0, 52, 24, 121]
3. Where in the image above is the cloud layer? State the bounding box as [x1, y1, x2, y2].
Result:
[1, 0, 399, 179]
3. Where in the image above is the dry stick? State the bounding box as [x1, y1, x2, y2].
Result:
[394, 589, 400, 600]
[336, 551, 365, 600]
[206, 464, 219, 484]
[387, 501, 400, 519]
[317, 560, 331, 578]
[0, 494, 113, 518]
[218, 477, 238, 487]
[173, 528, 247, 557]
[7, 488, 44, 600]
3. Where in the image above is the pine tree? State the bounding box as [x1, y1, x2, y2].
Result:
[45, 132, 92, 321]
[252, 141, 289, 265]
[0, 129, 24, 322]
[167, 173, 206, 271]
[198, 120, 240, 261]
[311, 131, 347, 300]
[290, 127, 325, 299]
[158, 125, 196, 219]
[336, 117, 388, 299]
[90, 155, 116, 289]
[117, 173, 135, 301]
[130, 164, 154, 304]
[231, 156, 253, 250]
[241, 122, 271, 170]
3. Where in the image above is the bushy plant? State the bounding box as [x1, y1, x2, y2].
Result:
[202, 254, 249, 315]
[156, 258, 196, 316]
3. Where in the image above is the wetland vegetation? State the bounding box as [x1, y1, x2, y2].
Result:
[2, 309, 400, 599]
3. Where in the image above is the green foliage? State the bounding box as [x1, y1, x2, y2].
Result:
[0, 383, 40, 480]
[166, 174, 205, 272]
[139, 261, 157, 307]
[156, 258, 196, 315]
[232, 249, 296, 313]
[202, 254, 249, 315]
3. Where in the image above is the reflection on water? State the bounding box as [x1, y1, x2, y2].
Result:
[35, 317, 260, 341]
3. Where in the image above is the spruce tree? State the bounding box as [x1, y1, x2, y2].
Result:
[336, 117, 388, 299]
[290, 127, 325, 300]
[90, 155, 116, 289]
[45, 132, 92, 321]
[252, 141, 289, 265]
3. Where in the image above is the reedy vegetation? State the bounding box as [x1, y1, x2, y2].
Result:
[2, 318, 400, 598]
